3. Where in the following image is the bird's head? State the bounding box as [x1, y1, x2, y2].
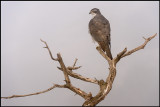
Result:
[89, 8, 101, 17]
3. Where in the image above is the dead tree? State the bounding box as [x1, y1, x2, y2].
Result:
[1, 33, 157, 106]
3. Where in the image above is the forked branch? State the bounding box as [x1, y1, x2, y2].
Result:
[40, 39, 58, 61]
[1, 33, 157, 106]
[122, 33, 157, 58]
[83, 33, 157, 106]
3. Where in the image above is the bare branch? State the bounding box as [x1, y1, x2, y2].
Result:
[40, 40, 91, 99]
[2, 33, 156, 106]
[40, 39, 58, 61]
[67, 58, 81, 70]
[122, 33, 157, 58]
[96, 46, 111, 64]
[57, 53, 71, 84]
[114, 48, 127, 64]
[40, 39, 70, 84]
[83, 72, 114, 106]
[83, 34, 157, 106]
[65, 84, 92, 100]
[67, 66, 82, 70]
[1, 84, 65, 99]
[57, 67, 98, 84]
[68, 70, 99, 84]
[73, 58, 78, 68]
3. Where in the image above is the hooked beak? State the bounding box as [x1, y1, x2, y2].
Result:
[89, 11, 92, 14]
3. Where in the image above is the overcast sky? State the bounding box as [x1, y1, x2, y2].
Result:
[1, 1, 159, 106]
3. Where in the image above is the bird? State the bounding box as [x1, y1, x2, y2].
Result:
[89, 8, 113, 59]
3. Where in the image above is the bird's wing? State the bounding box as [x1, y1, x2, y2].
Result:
[89, 15, 112, 59]
[89, 15, 110, 43]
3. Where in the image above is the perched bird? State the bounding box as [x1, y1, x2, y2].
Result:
[89, 8, 112, 59]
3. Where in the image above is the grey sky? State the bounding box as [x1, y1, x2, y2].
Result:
[1, 1, 159, 106]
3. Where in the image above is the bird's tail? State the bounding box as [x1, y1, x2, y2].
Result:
[99, 41, 113, 60]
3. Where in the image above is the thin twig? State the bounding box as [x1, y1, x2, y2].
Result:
[122, 33, 157, 58]
[67, 66, 82, 70]
[67, 58, 81, 70]
[40, 39, 58, 61]
[1, 84, 65, 99]
[73, 58, 78, 68]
